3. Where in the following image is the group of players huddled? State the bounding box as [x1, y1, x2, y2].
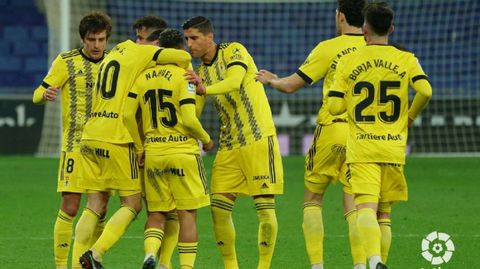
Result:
[33, 1, 431, 269]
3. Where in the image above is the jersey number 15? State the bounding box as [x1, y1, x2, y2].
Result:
[144, 89, 178, 128]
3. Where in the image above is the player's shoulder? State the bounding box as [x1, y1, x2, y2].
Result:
[60, 49, 81, 60]
[220, 41, 247, 52]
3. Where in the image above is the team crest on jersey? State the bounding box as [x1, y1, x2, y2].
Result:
[187, 82, 196, 94]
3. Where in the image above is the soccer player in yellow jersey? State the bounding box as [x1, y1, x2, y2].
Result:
[126, 28, 214, 269]
[131, 16, 181, 269]
[76, 32, 192, 269]
[32, 12, 111, 269]
[255, 1, 367, 268]
[328, 2, 432, 269]
[183, 16, 284, 269]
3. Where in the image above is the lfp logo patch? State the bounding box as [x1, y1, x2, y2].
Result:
[421, 231, 455, 265]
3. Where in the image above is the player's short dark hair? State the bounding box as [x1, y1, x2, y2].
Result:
[182, 16, 213, 34]
[338, 0, 367, 27]
[133, 15, 168, 32]
[364, 1, 394, 36]
[79, 11, 112, 39]
[148, 28, 184, 49]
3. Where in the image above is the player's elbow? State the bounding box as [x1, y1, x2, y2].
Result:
[327, 91, 346, 115]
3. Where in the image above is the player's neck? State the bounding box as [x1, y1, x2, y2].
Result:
[341, 25, 362, 35]
[366, 35, 388, 45]
[201, 43, 218, 64]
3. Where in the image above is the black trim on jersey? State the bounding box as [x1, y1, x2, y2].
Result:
[412, 75, 429, 83]
[79, 48, 104, 63]
[203, 45, 220, 66]
[296, 69, 313, 85]
[127, 92, 137, 98]
[152, 48, 163, 62]
[227, 61, 247, 71]
[344, 33, 364, 36]
[41, 81, 50, 89]
[179, 98, 196, 106]
[328, 91, 345, 98]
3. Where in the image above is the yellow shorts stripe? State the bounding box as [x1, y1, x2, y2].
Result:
[195, 155, 208, 194]
[268, 136, 276, 184]
[307, 125, 322, 171]
[128, 144, 138, 179]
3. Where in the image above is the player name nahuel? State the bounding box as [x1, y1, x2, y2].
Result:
[145, 68, 173, 81]
[356, 132, 402, 141]
[349, 59, 406, 81]
[146, 135, 188, 143]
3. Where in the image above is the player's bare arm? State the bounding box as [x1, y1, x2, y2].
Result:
[255, 70, 305, 93]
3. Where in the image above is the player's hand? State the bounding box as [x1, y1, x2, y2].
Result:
[136, 152, 145, 168]
[44, 86, 60, 102]
[202, 139, 214, 152]
[184, 70, 206, 95]
[255, 69, 277, 85]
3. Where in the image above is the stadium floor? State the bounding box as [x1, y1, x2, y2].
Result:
[0, 156, 477, 268]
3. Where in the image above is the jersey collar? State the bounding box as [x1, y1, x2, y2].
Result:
[79, 48, 104, 63]
[203, 44, 219, 66]
[344, 33, 364, 36]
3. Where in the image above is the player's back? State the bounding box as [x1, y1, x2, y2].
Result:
[197, 42, 276, 150]
[82, 40, 161, 144]
[336, 45, 425, 164]
[135, 64, 201, 155]
[304, 34, 365, 125]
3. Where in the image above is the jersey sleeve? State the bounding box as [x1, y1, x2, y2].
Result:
[408, 56, 432, 120]
[327, 58, 349, 115]
[205, 42, 248, 95]
[124, 78, 143, 153]
[297, 42, 330, 85]
[179, 79, 210, 143]
[33, 55, 68, 104]
[153, 47, 192, 69]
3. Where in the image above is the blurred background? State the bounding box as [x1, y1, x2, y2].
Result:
[0, 0, 479, 156]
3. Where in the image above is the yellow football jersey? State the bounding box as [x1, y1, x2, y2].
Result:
[129, 64, 207, 155]
[33, 49, 105, 152]
[82, 40, 191, 144]
[298, 34, 366, 125]
[331, 45, 428, 164]
[196, 42, 276, 150]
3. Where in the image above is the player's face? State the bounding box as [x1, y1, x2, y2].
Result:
[81, 30, 107, 60]
[184, 28, 211, 59]
[136, 27, 149, 44]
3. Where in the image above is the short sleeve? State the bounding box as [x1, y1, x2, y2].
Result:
[297, 42, 331, 85]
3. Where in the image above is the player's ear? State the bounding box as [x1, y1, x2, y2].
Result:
[389, 24, 395, 35]
[362, 23, 368, 35]
[207, 32, 214, 41]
